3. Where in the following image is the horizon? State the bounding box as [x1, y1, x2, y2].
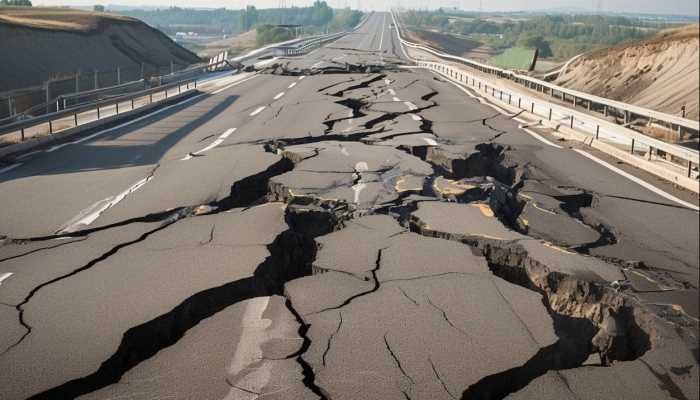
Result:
[27, 0, 700, 17]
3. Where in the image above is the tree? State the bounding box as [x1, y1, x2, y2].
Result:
[93, 4, 105, 12]
[241, 5, 258, 32]
[1, 0, 33, 6]
[517, 34, 552, 58]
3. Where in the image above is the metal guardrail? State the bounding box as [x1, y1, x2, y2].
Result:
[391, 12, 699, 135]
[0, 78, 197, 140]
[55, 79, 147, 110]
[421, 61, 698, 175]
[390, 12, 698, 180]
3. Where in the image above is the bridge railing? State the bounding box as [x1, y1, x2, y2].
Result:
[0, 78, 197, 142]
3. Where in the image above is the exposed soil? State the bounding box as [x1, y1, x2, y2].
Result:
[555, 23, 699, 120]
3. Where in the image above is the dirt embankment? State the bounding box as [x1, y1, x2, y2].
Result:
[555, 23, 699, 120]
[198, 29, 258, 58]
[0, 7, 201, 92]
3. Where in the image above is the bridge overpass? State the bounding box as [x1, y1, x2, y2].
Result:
[0, 12, 697, 400]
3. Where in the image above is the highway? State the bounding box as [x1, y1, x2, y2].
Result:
[0, 12, 698, 400]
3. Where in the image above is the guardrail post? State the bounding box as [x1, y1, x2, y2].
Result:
[508, 94, 512, 105]
[74, 113, 78, 127]
[570, 115, 574, 128]
[194, 80, 197, 89]
[518, 98, 521, 109]
[630, 138, 635, 154]
[48, 120, 53, 134]
[116, 102, 119, 114]
[689, 161, 693, 178]
[21, 128, 25, 141]
[531, 102, 534, 113]
[178, 84, 181, 94]
[548, 108, 552, 121]
[595, 125, 600, 139]
[131, 99, 135, 110]
[97, 105, 100, 119]
[149, 93, 153, 104]
[573, 97, 577, 107]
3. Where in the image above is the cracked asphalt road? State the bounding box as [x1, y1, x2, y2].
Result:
[0, 12, 698, 400]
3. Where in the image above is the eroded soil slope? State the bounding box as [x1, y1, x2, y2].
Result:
[555, 23, 699, 120]
[0, 7, 201, 92]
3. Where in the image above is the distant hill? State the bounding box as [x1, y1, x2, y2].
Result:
[0, 7, 201, 92]
[555, 23, 699, 120]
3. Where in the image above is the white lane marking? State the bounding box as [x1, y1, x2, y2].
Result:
[423, 138, 438, 146]
[378, 13, 386, 51]
[44, 92, 207, 154]
[573, 149, 699, 211]
[388, 88, 396, 95]
[385, 79, 392, 85]
[58, 173, 154, 233]
[250, 106, 266, 116]
[288, 82, 297, 89]
[298, 76, 305, 80]
[211, 74, 258, 95]
[432, 69, 563, 149]
[0, 272, 13, 286]
[403, 101, 418, 110]
[0, 163, 22, 175]
[273, 92, 285, 100]
[519, 126, 563, 149]
[411, 114, 423, 121]
[352, 183, 366, 203]
[181, 128, 237, 160]
[392, 96, 401, 102]
[224, 296, 272, 399]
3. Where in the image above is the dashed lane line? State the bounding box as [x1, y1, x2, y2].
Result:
[273, 92, 285, 100]
[182, 128, 237, 161]
[0, 273, 12, 286]
[57, 173, 155, 234]
[250, 106, 266, 117]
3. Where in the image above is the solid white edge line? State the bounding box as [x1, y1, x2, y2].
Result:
[573, 149, 699, 211]
[58, 174, 154, 233]
[289, 82, 297, 88]
[431, 69, 563, 149]
[250, 106, 266, 117]
[521, 127, 563, 149]
[434, 68, 696, 210]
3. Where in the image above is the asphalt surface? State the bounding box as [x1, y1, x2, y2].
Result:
[0, 12, 698, 400]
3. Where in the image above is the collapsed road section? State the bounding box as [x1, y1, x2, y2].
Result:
[0, 12, 698, 400]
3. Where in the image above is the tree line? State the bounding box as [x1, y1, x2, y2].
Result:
[401, 10, 661, 60]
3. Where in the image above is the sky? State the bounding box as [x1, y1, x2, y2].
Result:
[31, 0, 700, 16]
